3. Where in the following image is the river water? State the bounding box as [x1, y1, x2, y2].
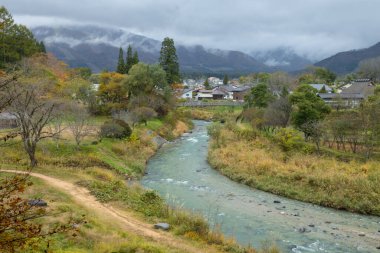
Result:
[141, 121, 380, 253]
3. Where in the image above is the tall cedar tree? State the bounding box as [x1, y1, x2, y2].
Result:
[204, 78, 211, 90]
[159, 37, 180, 85]
[116, 47, 125, 74]
[125, 45, 133, 73]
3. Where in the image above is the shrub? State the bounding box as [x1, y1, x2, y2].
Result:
[274, 128, 304, 152]
[100, 119, 132, 139]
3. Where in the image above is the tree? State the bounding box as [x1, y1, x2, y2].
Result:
[245, 83, 274, 108]
[124, 63, 173, 116]
[132, 51, 139, 65]
[0, 73, 17, 111]
[125, 45, 133, 73]
[315, 67, 336, 85]
[0, 7, 41, 68]
[358, 56, 380, 82]
[38, 41, 46, 53]
[97, 72, 128, 114]
[264, 97, 292, 127]
[8, 82, 61, 167]
[290, 84, 331, 138]
[159, 37, 180, 85]
[0, 173, 79, 252]
[116, 47, 125, 74]
[68, 105, 93, 147]
[130, 107, 157, 126]
[204, 78, 211, 90]
[223, 74, 229, 85]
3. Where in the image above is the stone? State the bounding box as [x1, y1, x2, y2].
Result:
[196, 169, 202, 172]
[308, 224, 315, 228]
[273, 200, 281, 204]
[376, 246, 380, 249]
[154, 223, 170, 231]
[325, 221, 332, 224]
[358, 232, 365, 237]
[298, 227, 311, 233]
[332, 227, 339, 230]
[28, 199, 47, 207]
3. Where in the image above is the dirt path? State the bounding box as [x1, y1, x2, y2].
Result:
[0, 169, 217, 253]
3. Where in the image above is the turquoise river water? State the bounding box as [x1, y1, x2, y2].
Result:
[141, 121, 380, 253]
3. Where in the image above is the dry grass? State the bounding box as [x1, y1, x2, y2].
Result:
[208, 125, 380, 215]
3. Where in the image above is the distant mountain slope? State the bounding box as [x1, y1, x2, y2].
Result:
[32, 25, 269, 74]
[251, 47, 313, 72]
[314, 42, 380, 75]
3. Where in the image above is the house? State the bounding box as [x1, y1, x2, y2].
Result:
[310, 84, 333, 93]
[219, 85, 237, 100]
[177, 89, 193, 100]
[0, 112, 17, 129]
[195, 90, 213, 100]
[211, 88, 228, 100]
[318, 79, 375, 108]
[232, 86, 251, 101]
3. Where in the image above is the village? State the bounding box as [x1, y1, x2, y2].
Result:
[175, 76, 375, 108]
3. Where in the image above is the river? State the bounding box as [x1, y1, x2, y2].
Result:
[141, 121, 380, 253]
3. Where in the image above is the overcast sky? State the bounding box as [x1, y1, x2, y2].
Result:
[3, 0, 380, 60]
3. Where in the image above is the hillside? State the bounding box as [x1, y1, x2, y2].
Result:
[315, 42, 380, 75]
[32, 25, 270, 74]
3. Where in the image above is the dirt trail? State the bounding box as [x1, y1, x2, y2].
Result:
[0, 169, 216, 253]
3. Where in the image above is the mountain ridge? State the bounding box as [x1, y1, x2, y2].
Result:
[32, 25, 310, 74]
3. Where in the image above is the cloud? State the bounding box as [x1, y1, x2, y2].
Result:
[3, 0, 380, 60]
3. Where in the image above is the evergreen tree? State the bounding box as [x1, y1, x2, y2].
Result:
[132, 51, 139, 65]
[39, 41, 46, 53]
[125, 45, 133, 73]
[204, 78, 211, 90]
[223, 74, 229, 85]
[0, 7, 41, 68]
[116, 47, 125, 74]
[159, 37, 180, 85]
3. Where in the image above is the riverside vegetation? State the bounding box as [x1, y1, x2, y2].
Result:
[0, 6, 275, 252]
[207, 71, 380, 216]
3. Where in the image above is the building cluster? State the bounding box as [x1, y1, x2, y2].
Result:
[313, 79, 375, 108]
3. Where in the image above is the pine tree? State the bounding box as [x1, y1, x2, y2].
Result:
[39, 41, 46, 53]
[204, 78, 211, 90]
[223, 74, 229, 85]
[132, 51, 139, 65]
[159, 37, 180, 85]
[125, 45, 133, 73]
[116, 47, 125, 74]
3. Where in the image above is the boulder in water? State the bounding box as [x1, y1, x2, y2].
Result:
[273, 200, 281, 204]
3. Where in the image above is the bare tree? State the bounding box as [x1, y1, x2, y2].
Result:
[129, 106, 157, 127]
[8, 83, 61, 167]
[0, 73, 17, 112]
[264, 97, 292, 127]
[68, 106, 92, 147]
[358, 56, 380, 82]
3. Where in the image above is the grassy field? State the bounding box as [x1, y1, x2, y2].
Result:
[207, 122, 380, 216]
[0, 115, 275, 253]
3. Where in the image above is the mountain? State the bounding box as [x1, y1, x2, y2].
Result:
[251, 47, 313, 72]
[314, 42, 380, 75]
[32, 25, 269, 74]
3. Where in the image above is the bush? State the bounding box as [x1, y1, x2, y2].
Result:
[274, 128, 304, 152]
[100, 119, 132, 139]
